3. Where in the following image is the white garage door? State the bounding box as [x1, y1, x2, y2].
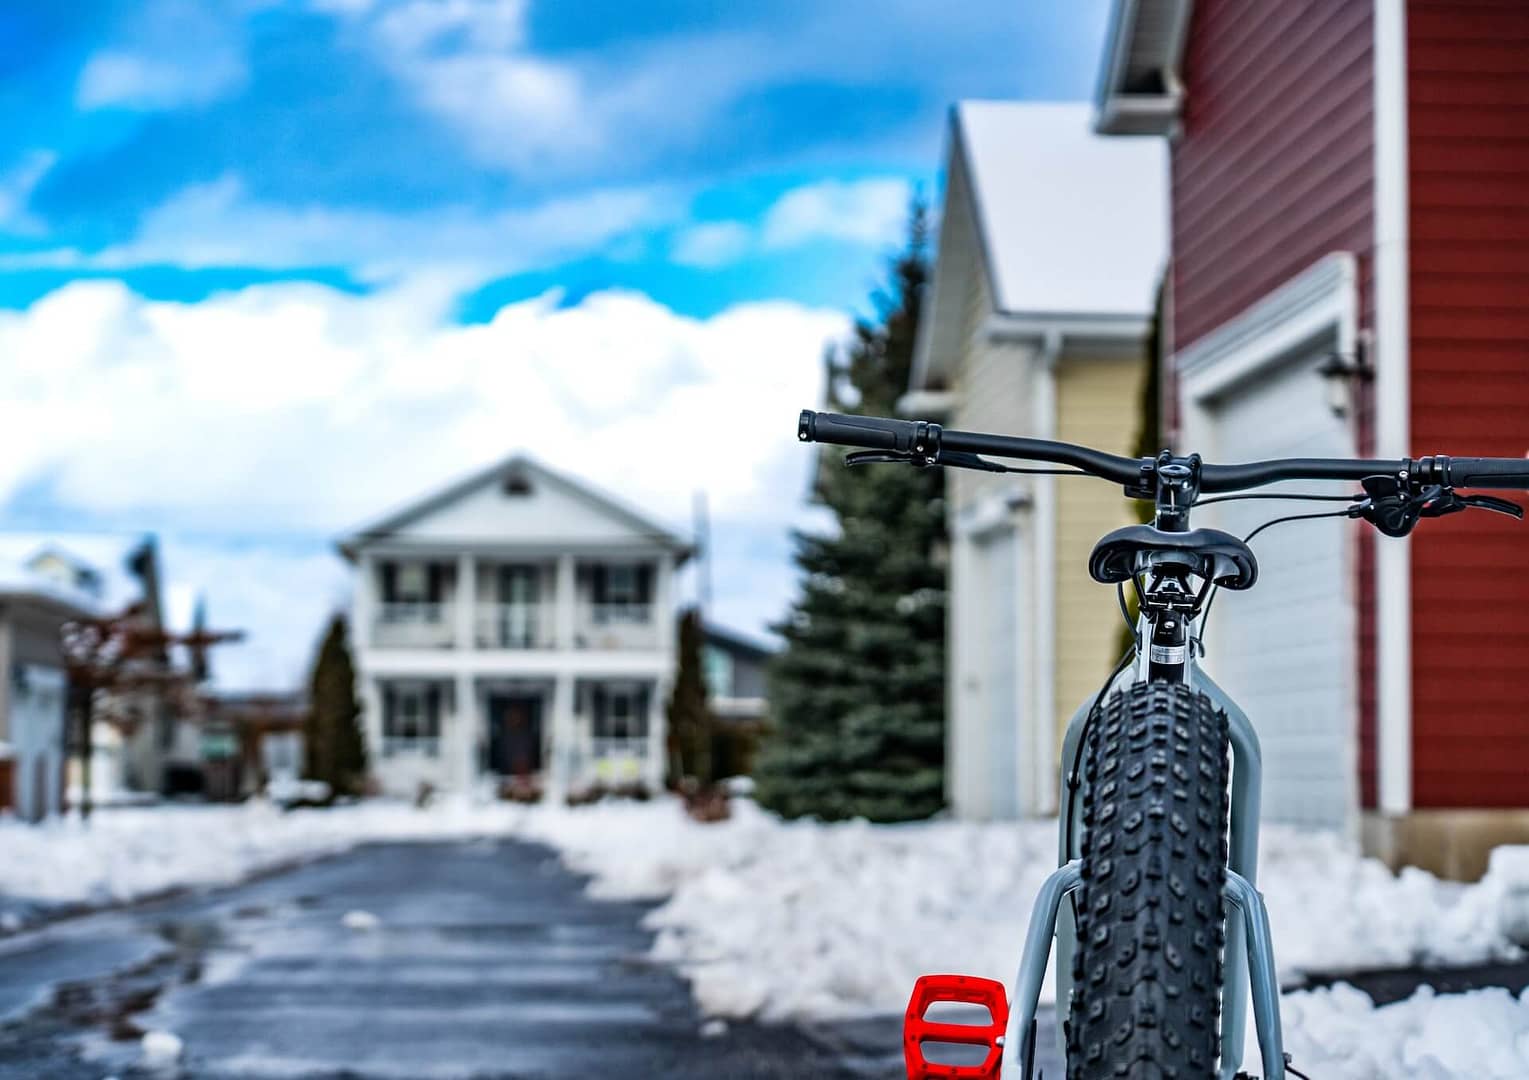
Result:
[1198, 350, 1357, 831]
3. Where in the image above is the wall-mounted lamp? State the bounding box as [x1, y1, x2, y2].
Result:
[1317, 333, 1373, 417]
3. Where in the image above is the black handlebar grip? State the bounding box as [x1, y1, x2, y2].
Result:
[797, 410, 925, 453]
[1445, 457, 1529, 490]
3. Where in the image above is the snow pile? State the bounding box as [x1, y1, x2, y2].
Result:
[521, 799, 1061, 1020]
[8, 794, 1529, 1077]
[1259, 824, 1513, 977]
[508, 800, 1520, 1021]
[1280, 984, 1529, 1079]
[1, 799, 521, 910]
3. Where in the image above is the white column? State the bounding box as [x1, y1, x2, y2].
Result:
[655, 554, 676, 653]
[454, 672, 477, 794]
[555, 553, 576, 650]
[360, 674, 384, 787]
[354, 552, 376, 648]
[647, 675, 667, 790]
[547, 673, 576, 803]
[456, 552, 477, 650]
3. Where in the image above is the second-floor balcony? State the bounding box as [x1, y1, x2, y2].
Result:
[366, 555, 664, 652]
[475, 602, 555, 649]
[374, 602, 454, 649]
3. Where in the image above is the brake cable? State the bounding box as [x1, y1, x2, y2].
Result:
[1193, 491, 1364, 508]
[1063, 643, 1136, 861]
[1194, 505, 1364, 651]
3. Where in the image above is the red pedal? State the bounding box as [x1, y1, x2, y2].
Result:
[902, 973, 1009, 1080]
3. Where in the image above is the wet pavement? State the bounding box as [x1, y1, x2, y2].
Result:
[0, 838, 1063, 1079]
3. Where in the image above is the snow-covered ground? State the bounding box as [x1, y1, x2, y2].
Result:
[6, 796, 1529, 1078]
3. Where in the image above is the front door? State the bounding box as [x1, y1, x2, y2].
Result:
[488, 695, 543, 776]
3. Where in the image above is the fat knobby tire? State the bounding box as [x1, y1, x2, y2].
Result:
[1066, 681, 1231, 1079]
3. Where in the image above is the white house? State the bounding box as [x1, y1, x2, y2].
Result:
[908, 101, 1167, 820]
[338, 455, 691, 799]
[0, 532, 189, 813]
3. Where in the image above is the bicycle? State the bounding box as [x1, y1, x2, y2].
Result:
[796, 408, 1529, 1080]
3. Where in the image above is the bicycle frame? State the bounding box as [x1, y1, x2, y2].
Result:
[1004, 496, 1288, 1075]
[1005, 657, 1285, 1080]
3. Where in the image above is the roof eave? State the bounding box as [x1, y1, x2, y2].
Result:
[984, 310, 1154, 352]
[1092, 0, 1192, 137]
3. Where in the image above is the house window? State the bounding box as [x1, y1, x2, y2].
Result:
[396, 563, 427, 602]
[591, 564, 652, 623]
[591, 683, 649, 752]
[383, 684, 442, 756]
[703, 645, 734, 699]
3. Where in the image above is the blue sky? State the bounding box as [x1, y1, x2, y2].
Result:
[0, 0, 1112, 687]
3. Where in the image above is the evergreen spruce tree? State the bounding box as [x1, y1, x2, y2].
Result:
[754, 201, 947, 823]
[666, 607, 715, 787]
[304, 615, 368, 800]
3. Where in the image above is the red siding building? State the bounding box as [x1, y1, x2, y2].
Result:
[1096, 0, 1529, 877]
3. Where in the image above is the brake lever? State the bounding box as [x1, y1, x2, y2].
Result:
[845, 450, 915, 467]
[1420, 491, 1525, 521]
[845, 448, 1010, 473]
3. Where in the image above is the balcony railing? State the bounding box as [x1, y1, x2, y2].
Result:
[475, 602, 552, 649]
[369, 598, 661, 650]
[373, 603, 453, 648]
[575, 603, 658, 650]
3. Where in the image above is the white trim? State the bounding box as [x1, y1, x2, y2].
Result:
[1175, 256, 1364, 837]
[1031, 333, 1061, 814]
[983, 311, 1152, 347]
[1374, 0, 1412, 816]
[1177, 253, 1358, 404]
[1092, 0, 1193, 136]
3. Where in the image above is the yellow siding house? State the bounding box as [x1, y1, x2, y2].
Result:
[906, 102, 1165, 819]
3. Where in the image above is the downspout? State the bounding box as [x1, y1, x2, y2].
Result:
[1031, 329, 1063, 814]
[1373, 0, 1412, 817]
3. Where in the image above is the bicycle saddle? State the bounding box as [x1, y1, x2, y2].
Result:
[1089, 524, 1259, 590]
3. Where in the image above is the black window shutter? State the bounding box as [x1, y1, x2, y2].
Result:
[426, 685, 441, 735]
[383, 685, 397, 733]
[381, 563, 397, 603]
[592, 565, 608, 604]
[636, 565, 653, 604]
[592, 685, 607, 736]
[427, 563, 444, 602]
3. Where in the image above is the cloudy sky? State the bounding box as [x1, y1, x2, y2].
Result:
[0, 0, 1110, 689]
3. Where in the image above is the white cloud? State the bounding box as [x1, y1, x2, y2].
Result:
[666, 177, 912, 269]
[669, 221, 752, 269]
[160, 540, 351, 692]
[75, 1, 248, 111]
[0, 175, 677, 283]
[0, 279, 845, 687]
[762, 177, 911, 249]
[0, 150, 57, 234]
[77, 51, 246, 111]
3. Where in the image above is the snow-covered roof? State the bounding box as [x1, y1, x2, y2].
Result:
[910, 101, 1167, 391]
[956, 101, 1166, 317]
[0, 531, 154, 617]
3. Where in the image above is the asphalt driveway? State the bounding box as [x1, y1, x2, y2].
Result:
[0, 838, 885, 1079]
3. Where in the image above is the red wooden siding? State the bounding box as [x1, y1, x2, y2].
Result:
[1169, 0, 1380, 805]
[1407, 0, 1529, 808]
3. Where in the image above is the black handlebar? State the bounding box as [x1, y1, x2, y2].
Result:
[798, 409, 1529, 495]
[1444, 457, 1529, 489]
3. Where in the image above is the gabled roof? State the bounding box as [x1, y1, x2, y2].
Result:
[911, 101, 1167, 389]
[337, 453, 692, 562]
[703, 621, 776, 662]
[1093, 0, 1193, 135]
